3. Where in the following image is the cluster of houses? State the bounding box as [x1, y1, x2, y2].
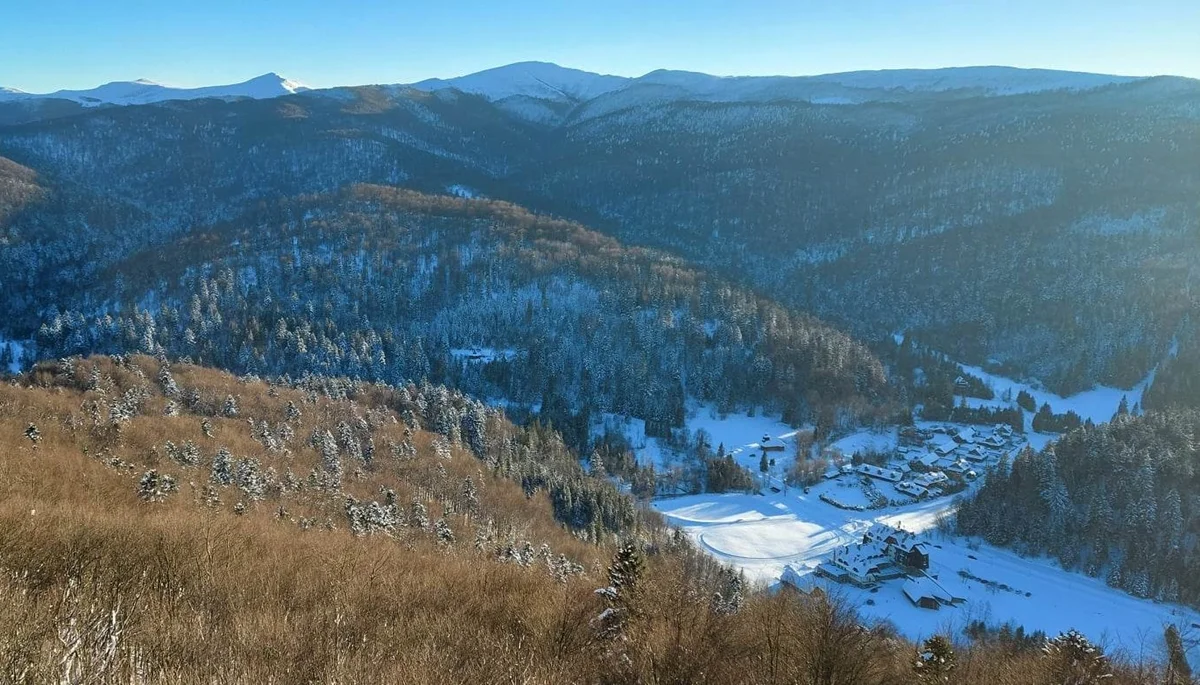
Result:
[899, 423, 1019, 465]
[785, 523, 965, 611]
[841, 423, 1026, 502]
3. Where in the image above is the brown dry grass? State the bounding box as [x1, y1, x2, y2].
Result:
[0, 356, 1163, 683]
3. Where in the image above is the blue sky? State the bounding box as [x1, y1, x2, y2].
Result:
[3, 0, 1198, 91]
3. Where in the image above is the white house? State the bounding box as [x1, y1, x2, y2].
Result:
[819, 542, 902, 585]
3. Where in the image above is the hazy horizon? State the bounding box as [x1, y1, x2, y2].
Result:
[3, 0, 1198, 92]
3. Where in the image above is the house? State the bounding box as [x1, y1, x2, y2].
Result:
[760, 436, 786, 453]
[820, 542, 903, 586]
[915, 452, 941, 468]
[913, 471, 949, 489]
[823, 464, 842, 480]
[862, 523, 931, 570]
[943, 460, 971, 475]
[856, 464, 904, 483]
[953, 427, 977, 444]
[903, 577, 956, 610]
[896, 481, 929, 499]
[781, 565, 827, 595]
[929, 434, 958, 456]
[962, 447, 990, 463]
[980, 433, 1007, 449]
[954, 376, 971, 391]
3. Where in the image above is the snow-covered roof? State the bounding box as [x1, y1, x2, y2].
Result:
[896, 481, 928, 498]
[829, 542, 891, 576]
[929, 435, 958, 455]
[902, 578, 955, 604]
[903, 576, 959, 605]
[913, 471, 949, 488]
[863, 523, 927, 554]
[916, 452, 940, 467]
[856, 464, 904, 482]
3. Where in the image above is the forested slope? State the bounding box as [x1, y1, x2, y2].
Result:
[958, 409, 1200, 605]
[0, 355, 1161, 683]
[34, 186, 895, 440]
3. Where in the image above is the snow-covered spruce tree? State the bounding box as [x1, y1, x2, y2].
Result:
[157, 364, 179, 399]
[913, 635, 956, 683]
[592, 542, 643, 643]
[138, 470, 177, 502]
[592, 542, 645, 676]
[710, 567, 744, 616]
[434, 518, 455, 546]
[410, 499, 429, 529]
[222, 394, 239, 418]
[210, 447, 234, 486]
[461, 476, 479, 517]
[235, 458, 267, 501]
[285, 400, 302, 423]
[318, 430, 342, 490]
[1042, 629, 1112, 684]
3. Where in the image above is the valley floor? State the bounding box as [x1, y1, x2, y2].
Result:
[642, 364, 1197, 659]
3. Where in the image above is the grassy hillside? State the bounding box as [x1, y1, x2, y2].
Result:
[0, 355, 1165, 683]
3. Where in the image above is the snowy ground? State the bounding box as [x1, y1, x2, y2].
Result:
[595, 402, 803, 474]
[0, 338, 27, 374]
[655, 489, 1200, 659]
[957, 361, 1154, 426]
[645, 364, 1194, 658]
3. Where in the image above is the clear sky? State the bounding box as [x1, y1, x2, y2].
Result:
[3, 0, 1198, 92]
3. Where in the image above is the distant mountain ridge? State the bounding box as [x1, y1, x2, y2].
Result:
[0, 72, 308, 107]
[406, 62, 1150, 107]
[3, 62, 1167, 112]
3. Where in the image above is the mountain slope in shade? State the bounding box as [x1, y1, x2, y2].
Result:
[0, 73, 309, 106]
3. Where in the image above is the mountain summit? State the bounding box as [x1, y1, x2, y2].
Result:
[0, 73, 309, 107]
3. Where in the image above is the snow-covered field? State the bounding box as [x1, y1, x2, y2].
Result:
[644, 364, 1195, 658]
[596, 402, 802, 474]
[957, 361, 1154, 425]
[656, 489, 1200, 659]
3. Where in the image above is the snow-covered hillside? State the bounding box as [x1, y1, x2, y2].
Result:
[405, 62, 1156, 112]
[0, 73, 308, 107]
[409, 61, 628, 102]
[808, 66, 1142, 96]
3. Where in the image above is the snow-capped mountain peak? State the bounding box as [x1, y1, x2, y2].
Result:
[409, 61, 629, 102]
[0, 73, 310, 107]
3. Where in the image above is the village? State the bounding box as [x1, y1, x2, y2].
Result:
[807, 422, 1026, 511]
